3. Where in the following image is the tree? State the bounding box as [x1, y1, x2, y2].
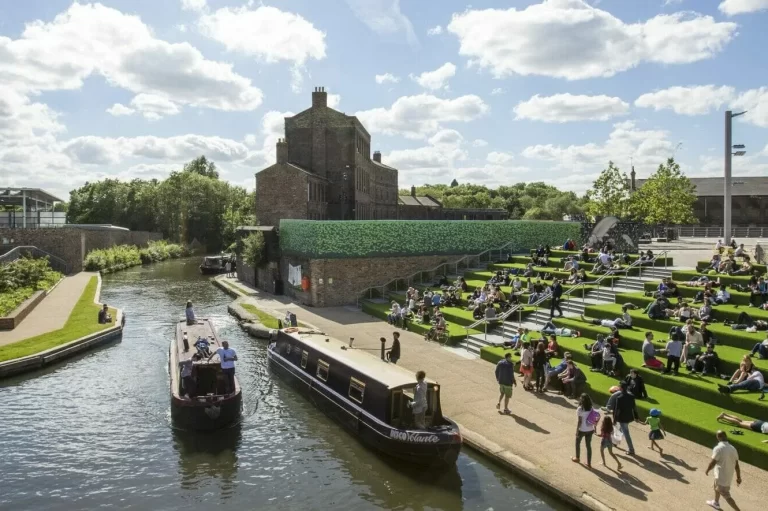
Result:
[584, 161, 631, 220]
[450, 178, 459, 187]
[183, 155, 219, 179]
[241, 231, 265, 267]
[631, 158, 697, 227]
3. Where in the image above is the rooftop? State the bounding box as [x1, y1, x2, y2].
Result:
[399, 195, 441, 207]
[0, 187, 63, 206]
[635, 176, 768, 196]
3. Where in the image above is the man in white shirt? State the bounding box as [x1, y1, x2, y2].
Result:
[410, 370, 429, 429]
[705, 430, 741, 510]
[719, 369, 765, 394]
[208, 340, 238, 395]
[714, 285, 731, 305]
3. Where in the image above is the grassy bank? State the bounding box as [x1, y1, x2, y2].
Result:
[0, 277, 116, 363]
[84, 241, 186, 274]
[240, 303, 280, 329]
[0, 258, 63, 317]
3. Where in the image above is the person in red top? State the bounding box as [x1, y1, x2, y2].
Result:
[545, 335, 559, 359]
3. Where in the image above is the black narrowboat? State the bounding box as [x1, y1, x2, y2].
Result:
[170, 319, 242, 430]
[199, 254, 233, 275]
[267, 328, 462, 466]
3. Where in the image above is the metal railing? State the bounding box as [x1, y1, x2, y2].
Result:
[676, 226, 768, 239]
[0, 245, 71, 274]
[355, 240, 521, 307]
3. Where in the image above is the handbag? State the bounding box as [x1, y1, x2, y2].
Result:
[611, 428, 623, 445]
[586, 408, 601, 426]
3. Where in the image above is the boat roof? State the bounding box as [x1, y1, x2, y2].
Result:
[282, 328, 436, 390]
[203, 254, 231, 260]
[175, 318, 225, 364]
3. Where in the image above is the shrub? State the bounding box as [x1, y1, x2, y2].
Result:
[0, 257, 62, 316]
[279, 220, 581, 259]
[85, 241, 186, 273]
[242, 232, 265, 267]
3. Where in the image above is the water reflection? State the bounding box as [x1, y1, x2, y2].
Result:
[174, 424, 242, 498]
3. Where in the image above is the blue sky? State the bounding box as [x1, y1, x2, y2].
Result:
[2, 0, 768, 200]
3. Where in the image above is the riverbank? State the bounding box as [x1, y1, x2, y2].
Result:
[84, 241, 186, 274]
[0, 273, 123, 377]
[213, 275, 768, 511]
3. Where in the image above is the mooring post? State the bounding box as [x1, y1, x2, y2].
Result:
[380, 337, 386, 360]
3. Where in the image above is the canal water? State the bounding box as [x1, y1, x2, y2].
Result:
[1, 259, 566, 511]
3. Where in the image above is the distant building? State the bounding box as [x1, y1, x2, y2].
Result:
[0, 188, 65, 228]
[632, 172, 768, 226]
[254, 87, 507, 225]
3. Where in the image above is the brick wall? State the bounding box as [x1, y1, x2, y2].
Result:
[256, 164, 309, 226]
[305, 254, 470, 307]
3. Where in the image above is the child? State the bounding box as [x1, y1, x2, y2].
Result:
[602, 343, 616, 376]
[520, 342, 534, 390]
[599, 416, 622, 470]
[646, 408, 665, 455]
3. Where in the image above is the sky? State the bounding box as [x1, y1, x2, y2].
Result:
[2, 0, 768, 201]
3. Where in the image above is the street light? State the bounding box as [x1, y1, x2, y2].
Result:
[724, 110, 748, 245]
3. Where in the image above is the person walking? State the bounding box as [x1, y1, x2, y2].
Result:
[495, 352, 517, 414]
[573, 393, 597, 468]
[599, 416, 622, 470]
[410, 370, 428, 429]
[207, 340, 238, 395]
[705, 431, 742, 510]
[225, 259, 232, 278]
[532, 341, 548, 393]
[387, 332, 401, 364]
[550, 279, 563, 318]
[612, 381, 639, 455]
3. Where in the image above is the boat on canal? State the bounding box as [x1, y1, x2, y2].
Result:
[267, 327, 462, 466]
[199, 254, 233, 275]
[170, 318, 242, 430]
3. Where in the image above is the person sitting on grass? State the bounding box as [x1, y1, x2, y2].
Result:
[545, 352, 572, 390]
[730, 256, 752, 276]
[545, 334, 559, 359]
[729, 355, 755, 385]
[704, 254, 721, 273]
[579, 307, 632, 329]
[587, 335, 605, 371]
[641, 331, 664, 370]
[387, 301, 401, 325]
[699, 300, 714, 323]
[472, 302, 486, 321]
[645, 408, 666, 455]
[663, 331, 683, 376]
[717, 256, 734, 274]
[484, 304, 499, 324]
[647, 296, 670, 320]
[563, 255, 579, 272]
[625, 369, 648, 399]
[750, 337, 768, 359]
[717, 412, 768, 439]
[726, 311, 768, 332]
[750, 276, 768, 306]
[713, 284, 731, 305]
[718, 368, 765, 394]
[689, 343, 720, 375]
[98, 303, 112, 324]
[562, 361, 587, 398]
[416, 304, 431, 324]
[523, 262, 535, 277]
[681, 323, 704, 364]
[602, 342, 617, 376]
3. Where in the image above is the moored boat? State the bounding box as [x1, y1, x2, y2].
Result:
[170, 318, 242, 430]
[199, 254, 233, 275]
[267, 328, 462, 466]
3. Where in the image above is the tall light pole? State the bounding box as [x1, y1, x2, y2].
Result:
[724, 110, 747, 245]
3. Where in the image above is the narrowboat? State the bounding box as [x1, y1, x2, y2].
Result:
[199, 254, 233, 275]
[267, 328, 462, 466]
[170, 318, 242, 430]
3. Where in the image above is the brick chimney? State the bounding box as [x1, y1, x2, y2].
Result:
[312, 86, 327, 108]
[411, 185, 416, 197]
[373, 150, 381, 163]
[276, 138, 288, 164]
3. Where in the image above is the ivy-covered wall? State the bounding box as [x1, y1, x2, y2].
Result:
[279, 220, 580, 259]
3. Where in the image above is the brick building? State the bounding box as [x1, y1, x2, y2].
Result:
[255, 87, 507, 225]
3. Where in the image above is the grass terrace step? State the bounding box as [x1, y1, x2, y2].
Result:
[671, 270, 755, 287]
[696, 260, 767, 275]
[582, 303, 768, 351]
[642, 281, 752, 306]
[481, 265, 621, 286]
[528, 249, 674, 267]
[617, 292, 768, 323]
[479, 344, 768, 470]
[361, 300, 481, 344]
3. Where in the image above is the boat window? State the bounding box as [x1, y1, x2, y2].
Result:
[390, 391, 402, 426]
[348, 377, 365, 404]
[317, 359, 329, 381]
[301, 350, 308, 369]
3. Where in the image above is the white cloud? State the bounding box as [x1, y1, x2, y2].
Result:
[130, 93, 182, 120]
[411, 63, 457, 90]
[514, 93, 630, 122]
[106, 103, 135, 117]
[447, 0, 738, 80]
[345, 0, 417, 44]
[0, 86, 64, 147]
[181, 0, 207, 12]
[635, 85, 736, 115]
[375, 73, 400, 84]
[472, 139, 489, 147]
[731, 87, 768, 127]
[487, 151, 514, 164]
[0, 3, 263, 112]
[328, 94, 342, 109]
[491, 88, 504, 95]
[427, 25, 443, 35]
[719, 0, 768, 15]
[355, 94, 489, 139]
[176, 24, 188, 33]
[387, 129, 468, 170]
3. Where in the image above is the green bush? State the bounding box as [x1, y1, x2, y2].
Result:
[242, 232, 265, 267]
[85, 241, 186, 273]
[0, 257, 62, 316]
[279, 220, 580, 259]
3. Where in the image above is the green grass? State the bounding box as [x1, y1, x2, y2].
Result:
[696, 260, 767, 275]
[617, 291, 768, 322]
[642, 281, 752, 305]
[0, 277, 116, 363]
[0, 271, 63, 317]
[361, 300, 482, 344]
[528, 249, 674, 267]
[480, 344, 768, 470]
[240, 303, 281, 329]
[672, 270, 755, 286]
[479, 265, 621, 286]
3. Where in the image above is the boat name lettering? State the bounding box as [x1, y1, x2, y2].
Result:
[389, 430, 439, 443]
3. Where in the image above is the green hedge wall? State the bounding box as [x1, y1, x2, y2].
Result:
[279, 220, 580, 259]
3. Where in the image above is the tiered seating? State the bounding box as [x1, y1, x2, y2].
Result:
[479, 255, 768, 470]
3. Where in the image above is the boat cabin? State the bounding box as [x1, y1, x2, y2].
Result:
[199, 254, 233, 273]
[273, 329, 447, 429]
[174, 320, 235, 398]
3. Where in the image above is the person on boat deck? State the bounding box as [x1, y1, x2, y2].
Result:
[185, 301, 196, 325]
[410, 370, 429, 429]
[98, 303, 112, 324]
[180, 353, 201, 398]
[208, 340, 238, 395]
[195, 337, 212, 357]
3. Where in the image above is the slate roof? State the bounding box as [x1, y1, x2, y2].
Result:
[634, 176, 768, 197]
[398, 195, 441, 207]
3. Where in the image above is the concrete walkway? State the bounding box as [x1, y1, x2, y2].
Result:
[0, 272, 95, 347]
[217, 276, 766, 511]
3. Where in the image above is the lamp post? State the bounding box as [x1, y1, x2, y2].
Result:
[724, 110, 747, 245]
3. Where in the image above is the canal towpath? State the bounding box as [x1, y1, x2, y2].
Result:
[215, 275, 767, 511]
[0, 272, 96, 347]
